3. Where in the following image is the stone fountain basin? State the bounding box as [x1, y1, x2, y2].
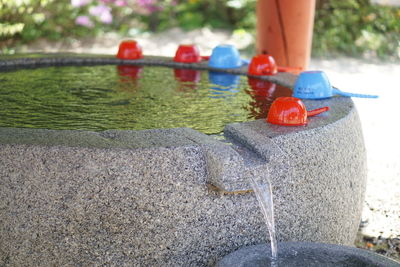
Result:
[0, 54, 366, 266]
[217, 242, 400, 267]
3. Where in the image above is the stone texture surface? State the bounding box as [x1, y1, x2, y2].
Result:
[0, 140, 267, 266]
[217, 242, 400, 267]
[0, 55, 368, 266]
[211, 102, 367, 246]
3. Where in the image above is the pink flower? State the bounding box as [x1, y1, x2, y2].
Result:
[71, 0, 92, 7]
[75, 15, 94, 27]
[99, 0, 127, 6]
[99, 10, 113, 24]
[115, 0, 128, 6]
[89, 4, 111, 16]
[137, 0, 163, 12]
[89, 4, 113, 24]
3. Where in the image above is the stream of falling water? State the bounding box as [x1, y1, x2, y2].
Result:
[249, 175, 278, 263]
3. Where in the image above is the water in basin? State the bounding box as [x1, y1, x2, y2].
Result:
[240, 250, 378, 267]
[0, 64, 291, 134]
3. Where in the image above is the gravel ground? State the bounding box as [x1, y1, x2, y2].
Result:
[18, 27, 400, 261]
[355, 232, 400, 262]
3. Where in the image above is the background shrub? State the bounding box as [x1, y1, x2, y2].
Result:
[0, 0, 398, 59]
[313, 0, 400, 59]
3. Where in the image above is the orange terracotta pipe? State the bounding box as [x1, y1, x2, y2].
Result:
[256, 0, 316, 73]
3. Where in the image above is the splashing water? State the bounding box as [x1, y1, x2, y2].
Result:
[250, 177, 278, 267]
[249, 175, 278, 261]
[248, 141, 294, 265]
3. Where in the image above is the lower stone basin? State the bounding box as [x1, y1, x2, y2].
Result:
[0, 54, 367, 266]
[217, 242, 400, 267]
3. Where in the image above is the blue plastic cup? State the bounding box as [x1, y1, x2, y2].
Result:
[293, 70, 378, 99]
[208, 45, 248, 69]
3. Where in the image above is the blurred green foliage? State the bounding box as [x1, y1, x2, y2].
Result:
[313, 0, 400, 59]
[0, 0, 399, 59]
[140, 0, 256, 31]
[1, 0, 88, 43]
[0, 0, 127, 52]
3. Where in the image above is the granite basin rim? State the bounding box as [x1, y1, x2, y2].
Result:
[0, 54, 368, 266]
[0, 53, 355, 192]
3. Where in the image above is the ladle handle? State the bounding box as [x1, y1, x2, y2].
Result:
[332, 88, 378, 99]
[307, 106, 330, 117]
[277, 66, 303, 73]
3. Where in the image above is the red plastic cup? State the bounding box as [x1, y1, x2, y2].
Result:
[248, 54, 278, 76]
[267, 97, 329, 126]
[116, 40, 143, 60]
[174, 44, 201, 63]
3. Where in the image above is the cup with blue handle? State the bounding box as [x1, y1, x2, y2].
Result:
[208, 44, 249, 69]
[293, 70, 378, 99]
